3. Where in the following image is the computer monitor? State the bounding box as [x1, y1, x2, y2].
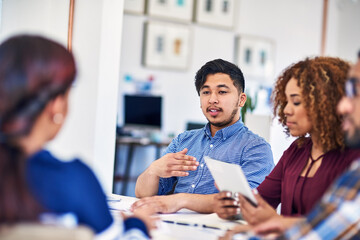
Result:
[123, 94, 162, 130]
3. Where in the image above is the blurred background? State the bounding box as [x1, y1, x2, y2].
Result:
[1, 0, 359, 196]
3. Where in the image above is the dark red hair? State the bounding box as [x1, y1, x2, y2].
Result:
[0, 35, 76, 223]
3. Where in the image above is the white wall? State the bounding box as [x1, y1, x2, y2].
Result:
[0, 0, 124, 193]
[0, 0, 69, 46]
[335, 0, 360, 62]
[118, 0, 329, 163]
[1, 0, 358, 195]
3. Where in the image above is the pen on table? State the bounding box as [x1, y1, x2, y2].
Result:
[107, 199, 122, 202]
[202, 224, 221, 230]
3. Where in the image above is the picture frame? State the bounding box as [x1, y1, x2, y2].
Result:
[235, 36, 275, 81]
[124, 0, 145, 14]
[194, 0, 235, 29]
[142, 21, 191, 70]
[147, 0, 194, 22]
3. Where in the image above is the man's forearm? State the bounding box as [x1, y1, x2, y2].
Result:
[177, 193, 217, 213]
[135, 167, 160, 198]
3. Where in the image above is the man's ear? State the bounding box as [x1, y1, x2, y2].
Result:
[239, 93, 247, 107]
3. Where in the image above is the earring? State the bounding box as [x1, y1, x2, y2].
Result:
[53, 113, 64, 125]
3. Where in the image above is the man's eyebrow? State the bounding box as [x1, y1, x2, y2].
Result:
[217, 84, 230, 89]
[200, 84, 231, 90]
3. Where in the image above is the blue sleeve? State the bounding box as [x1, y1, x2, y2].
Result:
[241, 139, 274, 189]
[157, 137, 179, 195]
[61, 160, 113, 234]
[124, 217, 149, 237]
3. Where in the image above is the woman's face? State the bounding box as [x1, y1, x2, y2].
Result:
[283, 77, 313, 136]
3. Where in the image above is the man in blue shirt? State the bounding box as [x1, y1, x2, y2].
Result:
[132, 59, 274, 214]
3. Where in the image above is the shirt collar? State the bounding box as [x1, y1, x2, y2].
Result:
[203, 119, 244, 140]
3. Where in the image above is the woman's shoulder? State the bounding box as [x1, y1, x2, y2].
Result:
[279, 138, 311, 163]
[286, 137, 311, 153]
[28, 150, 97, 184]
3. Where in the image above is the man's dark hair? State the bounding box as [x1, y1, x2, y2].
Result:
[194, 59, 245, 95]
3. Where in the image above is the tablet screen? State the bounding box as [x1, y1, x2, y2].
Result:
[204, 156, 258, 206]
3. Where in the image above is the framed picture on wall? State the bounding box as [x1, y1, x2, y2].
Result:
[194, 0, 235, 29]
[147, 0, 194, 22]
[143, 21, 191, 70]
[124, 0, 145, 14]
[235, 36, 275, 81]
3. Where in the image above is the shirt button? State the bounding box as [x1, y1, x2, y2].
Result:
[191, 184, 195, 188]
[200, 164, 204, 167]
[210, 144, 213, 148]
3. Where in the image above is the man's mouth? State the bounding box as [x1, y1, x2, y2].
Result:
[207, 108, 221, 117]
[342, 118, 354, 132]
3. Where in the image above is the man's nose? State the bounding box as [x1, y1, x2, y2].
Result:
[209, 93, 218, 103]
[337, 96, 353, 116]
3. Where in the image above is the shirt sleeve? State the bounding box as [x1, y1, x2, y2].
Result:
[123, 217, 149, 237]
[157, 137, 179, 195]
[241, 139, 274, 189]
[65, 160, 114, 234]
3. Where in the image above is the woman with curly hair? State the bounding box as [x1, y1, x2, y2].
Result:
[213, 56, 360, 225]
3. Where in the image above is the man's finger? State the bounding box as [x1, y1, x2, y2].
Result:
[216, 191, 233, 199]
[168, 164, 197, 171]
[221, 199, 239, 207]
[178, 148, 188, 154]
[131, 198, 153, 210]
[169, 171, 190, 177]
[174, 155, 197, 161]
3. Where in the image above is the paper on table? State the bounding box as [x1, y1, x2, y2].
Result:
[107, 194, 138, 212]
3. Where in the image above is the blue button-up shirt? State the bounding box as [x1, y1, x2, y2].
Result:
[158, 119, 274, 195]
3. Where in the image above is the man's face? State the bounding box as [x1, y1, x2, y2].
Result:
[337, 58, 360, 148]
[199, 73, 246, 133]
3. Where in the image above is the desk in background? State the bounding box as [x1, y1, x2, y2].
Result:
[113, 136, 172, 195]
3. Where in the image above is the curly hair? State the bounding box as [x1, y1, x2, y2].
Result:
[272, 56, 350, 152]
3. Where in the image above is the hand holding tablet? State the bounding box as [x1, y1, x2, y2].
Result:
[204, 156, 258, 207]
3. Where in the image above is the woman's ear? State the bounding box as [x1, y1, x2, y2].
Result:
[46, 93, 68, 125]
[239, 93, 247, 107]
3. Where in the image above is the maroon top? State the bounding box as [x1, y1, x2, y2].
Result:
[257, 138, 360, 216]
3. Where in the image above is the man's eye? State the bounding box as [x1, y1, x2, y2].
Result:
[219, 91, 227, 94]
[202, 91, 209, 95]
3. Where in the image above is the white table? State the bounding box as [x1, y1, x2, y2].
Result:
[107, 194, 247, 240]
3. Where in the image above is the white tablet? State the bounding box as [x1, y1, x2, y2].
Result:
[204, 156, 258, 206]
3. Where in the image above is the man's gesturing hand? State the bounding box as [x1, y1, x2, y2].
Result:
[149, 148, 198, 178]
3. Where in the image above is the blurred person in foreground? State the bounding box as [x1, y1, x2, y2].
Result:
[0, 35, 156, 239]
